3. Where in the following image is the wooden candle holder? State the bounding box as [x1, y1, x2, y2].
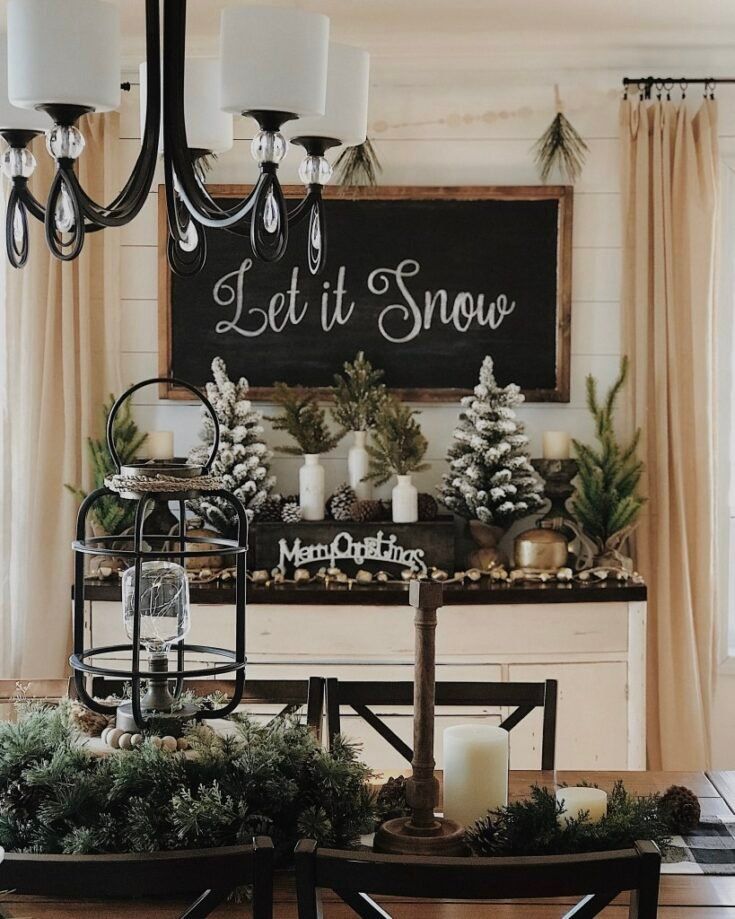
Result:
[373, 581, 466, 855]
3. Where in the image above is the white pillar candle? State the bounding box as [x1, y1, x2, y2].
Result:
[542, 430, 571, 460]
[443, 725, 508, 828]
[146, 431, 174, 461]
[556, 787, 608, 826]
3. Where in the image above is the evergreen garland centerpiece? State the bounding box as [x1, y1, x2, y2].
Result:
[0, 703, 375, 859]
[332, 351, 387, 500]
[365, 398, 429, 523]
[189, 357, 276, 536]
[438, 356, 543, 565]
[466, 782, 671, 858]
[571, 357, 645, 570]
[270, 383, 344, 521]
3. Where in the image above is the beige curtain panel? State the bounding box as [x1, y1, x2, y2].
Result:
[0, 113, 121, 679]
[621, 98, 719, 769]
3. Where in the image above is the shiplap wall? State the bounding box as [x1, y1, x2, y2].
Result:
[116, 66, 735, 766]
[118, 76, 626, 499]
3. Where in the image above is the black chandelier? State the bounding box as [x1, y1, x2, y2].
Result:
[0, 0, 369, 276]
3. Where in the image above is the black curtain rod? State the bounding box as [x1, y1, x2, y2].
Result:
[622, 75, 735, 99]
[623, 77, 735, 85]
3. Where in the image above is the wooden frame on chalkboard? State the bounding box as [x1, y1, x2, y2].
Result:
[157, 184, 572, 402]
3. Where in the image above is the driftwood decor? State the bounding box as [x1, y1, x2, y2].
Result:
[158, 185, 572, 402]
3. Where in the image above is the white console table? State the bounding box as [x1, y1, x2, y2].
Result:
[81, 580, 647, 771]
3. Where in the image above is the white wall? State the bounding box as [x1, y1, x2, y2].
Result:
[117, 76, 624, 500]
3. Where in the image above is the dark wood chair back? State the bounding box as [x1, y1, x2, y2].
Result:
[326, 678, 557, 769]
[88, 676, 325, 740]
[0, 837, 274, 919]
[295, 838, 661, 919]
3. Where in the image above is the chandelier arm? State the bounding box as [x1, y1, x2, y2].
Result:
[44, 165, 86, 260]
[288, 186, 321, 225]
[58, 0, 161, 230]
[250, 169, 289, 261]
[14, 177, 105, 240]
[6, 185, 29, 268]
[306, 191, 327, 276]
[13, 177, 46, 223]
[164, 151, 208, 276]
[163, 0, 283, 230]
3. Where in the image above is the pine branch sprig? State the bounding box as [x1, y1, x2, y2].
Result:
[364, 398, 429, 486]
[65, 395, 147, 535]
[269, 383, 344, 456]
[331, 351, 388, 432]
[533, 111, 588, 183]
[333, 138, 382, 187]
[571, 356, 646, 553]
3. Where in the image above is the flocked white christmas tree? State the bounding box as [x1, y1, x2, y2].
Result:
[438, 356, 543, 527]
[189, 357, 276, 533]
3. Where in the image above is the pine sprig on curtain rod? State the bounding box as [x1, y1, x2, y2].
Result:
[334, 138, 382, 186]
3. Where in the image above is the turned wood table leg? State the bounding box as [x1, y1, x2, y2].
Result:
[374, 581, 466, 855]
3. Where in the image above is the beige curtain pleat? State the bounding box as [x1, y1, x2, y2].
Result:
[621, 98, 718, 769]
[0, 112, 121, 678]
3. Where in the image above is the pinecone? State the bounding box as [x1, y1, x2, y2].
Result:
[329, 483, 357, 522]
[418, 493, 438, 521]
[257, 495, 283, 522]
[351, 499, 383, 523]
[661, 784, 701, 833]
[69, 701, 115, 737]
[375, 775, 411, 824]
[281, 500, 302, 524]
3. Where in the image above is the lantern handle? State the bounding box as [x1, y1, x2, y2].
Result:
[106, 377, 220, 473]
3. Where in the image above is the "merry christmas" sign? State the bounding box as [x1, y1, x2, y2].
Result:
[277, 530, 428, 576]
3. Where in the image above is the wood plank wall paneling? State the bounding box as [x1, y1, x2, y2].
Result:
[117, 77, 634, 497]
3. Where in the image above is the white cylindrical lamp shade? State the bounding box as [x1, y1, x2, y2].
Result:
[8, 0, 120, 113]
[443, 724, 509, 828]
[219, 6, 329, 118]
[140, 58, 233, 155]
[286, 43, 369, 147]
[0, 38, 49, 131]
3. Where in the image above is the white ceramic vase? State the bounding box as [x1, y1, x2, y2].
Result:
[392, 474, 418, 523]
[347, 430, 372, 500]
[299, 454, 325, 521]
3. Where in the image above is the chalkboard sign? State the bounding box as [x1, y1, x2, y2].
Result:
[158, 185, 572, 401]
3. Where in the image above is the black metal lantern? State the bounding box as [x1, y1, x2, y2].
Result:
[70, 377, 247, 734]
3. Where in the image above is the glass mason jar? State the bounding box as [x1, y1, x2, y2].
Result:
[122, 560, 190, 654]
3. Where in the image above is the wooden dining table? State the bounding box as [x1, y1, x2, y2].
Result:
[4, 770, 735, 918]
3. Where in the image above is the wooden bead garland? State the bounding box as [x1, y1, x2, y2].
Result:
[100, 727, 189, 752]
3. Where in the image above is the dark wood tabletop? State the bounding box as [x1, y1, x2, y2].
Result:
[80, 576, 647, 605]
[3, 770, 733, 917]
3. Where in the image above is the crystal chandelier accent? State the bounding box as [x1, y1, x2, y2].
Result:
[0, 1, 370, 277]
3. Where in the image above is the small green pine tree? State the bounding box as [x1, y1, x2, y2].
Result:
[269, 383, 343, 455]
[65, 396, 147, 535]
[365, 398, 429, 486]
[331, 351, 387, 432]
[571, 357, 645, 555]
